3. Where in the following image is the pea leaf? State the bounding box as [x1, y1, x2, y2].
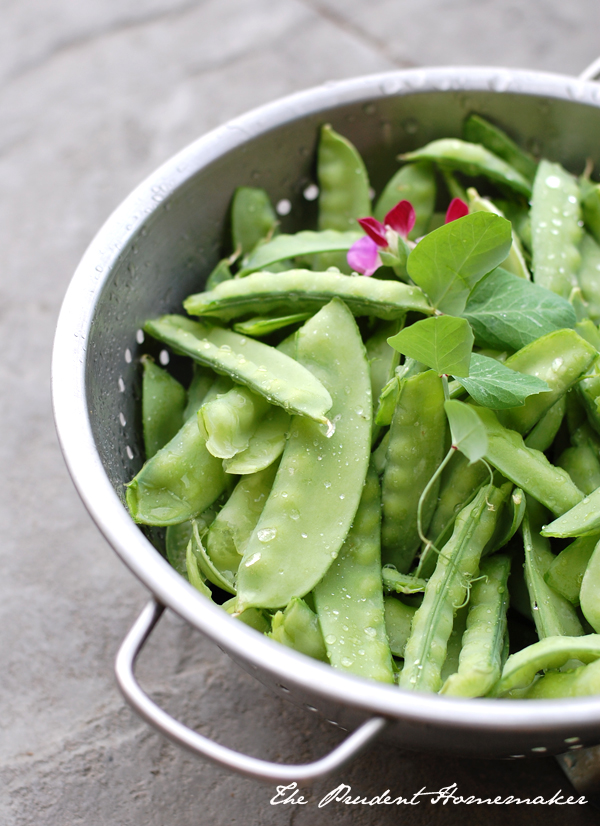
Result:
[454, 353, 550, 409]
[406, 212, 512, 314]
[462, 267, 577, 350]
[387, 315, 474, 377]
[444, 400, 488, 464]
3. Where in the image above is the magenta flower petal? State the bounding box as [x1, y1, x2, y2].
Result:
[357, 217, 388, 247]
[384, 200, 416, 238]
[347, 236, 382, 276]
[445, 198, 469, 224]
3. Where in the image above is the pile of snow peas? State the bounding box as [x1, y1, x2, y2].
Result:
[127, 113, 600, 698]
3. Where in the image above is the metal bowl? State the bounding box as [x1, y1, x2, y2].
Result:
[52, 65, 600, 784]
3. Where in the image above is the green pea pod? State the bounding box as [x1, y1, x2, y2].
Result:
[522, 503, 583, 639]
[577, 233, 600, 323]
[205, 258, 233, 291]
[462, 113, 538, 183]
[491, 634, 600, 696]
[374, 162, 435, 239]
[232, 313, 312, 337]
[521, 659, 600, 698]
[580, 178, 600, 245]
[381, 370, 447, 573]
[183, 364, 215, 421]
[400, 138, 532, 197]
[557, 444, 600, 494]
[440, 167, 467, 203]
[314, 466, 394, 683]
[236, 298, 372, 610]
[545, 534, 600, 605]
[185, 540, 212, 599]
[126, 412, 228, 526]
[165, 504, 219, 577]
[231, 186, 277, 257]
[144, 314, 333, 426]
[466, 188, 530, 279]
[440, 554, 511, 697]
[440, 605, 469, 684]
[530, 160, 582, 298]
[374, 375, 401, 427]
[382, 566, 426, 595]
[523, 396, 566, 452]
[575, 318, 600, 351]
[497, 329, 597, 435]
[371, 430, 390, 476]
[269, 598, 328, 662]
[223, 405, 290, 475]
[317, 124, 371, 232]
[189, 520, 236, 594]
[221, 598, 271, 633]
[579, 539, 600, 632]
[184, 269, 432, 322]
[400, 484, 506, 693]
[541, 485, 600, 538]
[237, 230, 362, 276]
[365, 320, 402, 416]
[470, 404, 584, 516]
[384, 597, 417, 658]
[141, 356, 186, 459]
[483, 484, 524, 556]
[200, 386, 270, 459]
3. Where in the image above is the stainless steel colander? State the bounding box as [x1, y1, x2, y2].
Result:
[52, 63, 600, 787]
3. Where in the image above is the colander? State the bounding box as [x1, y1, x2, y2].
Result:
[52, 61, 600, 789]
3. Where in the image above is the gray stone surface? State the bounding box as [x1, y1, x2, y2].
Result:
[3, 0, 600, 823]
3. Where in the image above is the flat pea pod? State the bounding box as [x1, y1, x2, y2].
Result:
[189, 520, 236, 594]
[223, 406, 290, 475]
[206, 459, 280, 582]
[497, 329, 597, 435]
[183, 269, 432, 322]
[141, 356, 186, 459]
[205, 258, 233, 291]
[440, 605, 469, 684]
[221, 598, 271, 633]
[374, 375, 401, 427]
[269, 597, 328, 662]
[440, 554, 511, 697]
[232, 313, 312, 337]
[466, 188, 530, 280]
[400, 138, 532, 197]
[165, 504, 219, 576]
[522, 503, 583, 639]
[576, 232, 600, 323]
[183, 364, 215, 421]
[374, 162, 435, 239]
[523, 396, 566, 452]
[470, 404, 584, 516]
[200, 385, 270, 459]
[144, 314, 332, 426]
[399, 484, 505, 693]
[381, 370, 447, 573]
[371, 430, 390, 476]
[575, 318, 600, 351]
[579, 539, 600, 632]
[231, 186, 277, 257]
[520, 659, 600, 699]
[462, 113, 538, 183]
[490, 634, 600, 697]
[384, 597, 417, 658]
[544, 534, 600, 604]
[382, 566, 426, 595]
[237, 230, 362, 276]
[126, 412, 228, 526]
[314, 466, 394, 683]
[541, 485, 600, 538]
[317, 124, 371, 232]
[580, 178, 600, 244]
[482, 483, 523, 556]
[185, 540, 212, 599]
[530, 159, 582, 298]
[236, 298, 372, 610]
[557, 444, 600, 494]
[365, 320, 402, 417]
[578, 357, 600, 434]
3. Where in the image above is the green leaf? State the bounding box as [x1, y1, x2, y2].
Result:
[462, 267, 577, 351]
[406, 212, 512, 314]
[444, 400, 488, 464]
[387, 316, 474, 377]
[238, 229, 362, 276]
[454, 354, 550, 409]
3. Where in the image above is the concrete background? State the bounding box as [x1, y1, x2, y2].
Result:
[3, 1, 600, 823]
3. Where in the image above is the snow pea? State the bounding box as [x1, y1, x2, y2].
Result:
[221, 598, 271, 633]
[523, 396, 566, 452]
[440, 605, 469, 684]
[557, 443, 600, 495]
[317, 124, 371, 232]
[183, 364, 215, 421]
[462, 113, 538, 183]
[371, 429, 390, 476]
[579, 539, 600, 632]
[188, 519, 237, 594]
[269, 597, 328, 662]
[222, 405, 290, 475]
[200, 385, 270, 459]
[165, 503, 219, 577]
[232, 312, 312, 337]
[381, 370, 447, 573]
[400, 484, 505, 693]
[141, 355, 186, 459]
[491, 634, 600, 697]
[530, 160, 582, 298]
[577, 232, 600, 323]
[236, 298, 372, 610]
[184, 269, 432, 322]
[544, 534, 600, 604]
[580, 177, 600, 244]
[237, 230, 361, 277]
[520, 658, 600, 699]
[185, 540, 212, 599]
[541, 485, 600, 538]
[400, 138, 532, 197]
[365, 320, 402, 417]
[497, 329, 596, 435]
[314, 465, 394, 683]
[231, 186, 277, 257]
[374, 162, 435, 239]
[440, 554, 511, 697]
[382, 566, 426, 595]
[384, 597, 417, 658]
[205, 258, 233, 291]
[483, 484, 524, 556]
[144, 314, 332, 426]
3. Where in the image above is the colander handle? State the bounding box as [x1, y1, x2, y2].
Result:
[579, 57, 600, 81]
[115, 598, 388, 785]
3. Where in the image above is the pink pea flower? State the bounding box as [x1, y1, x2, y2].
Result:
[347, 200, 416, 275]
[347, 235, 382, 277]
[445, 197, 469, 223]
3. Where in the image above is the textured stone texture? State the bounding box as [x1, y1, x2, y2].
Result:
[3, 0, 600, 823]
